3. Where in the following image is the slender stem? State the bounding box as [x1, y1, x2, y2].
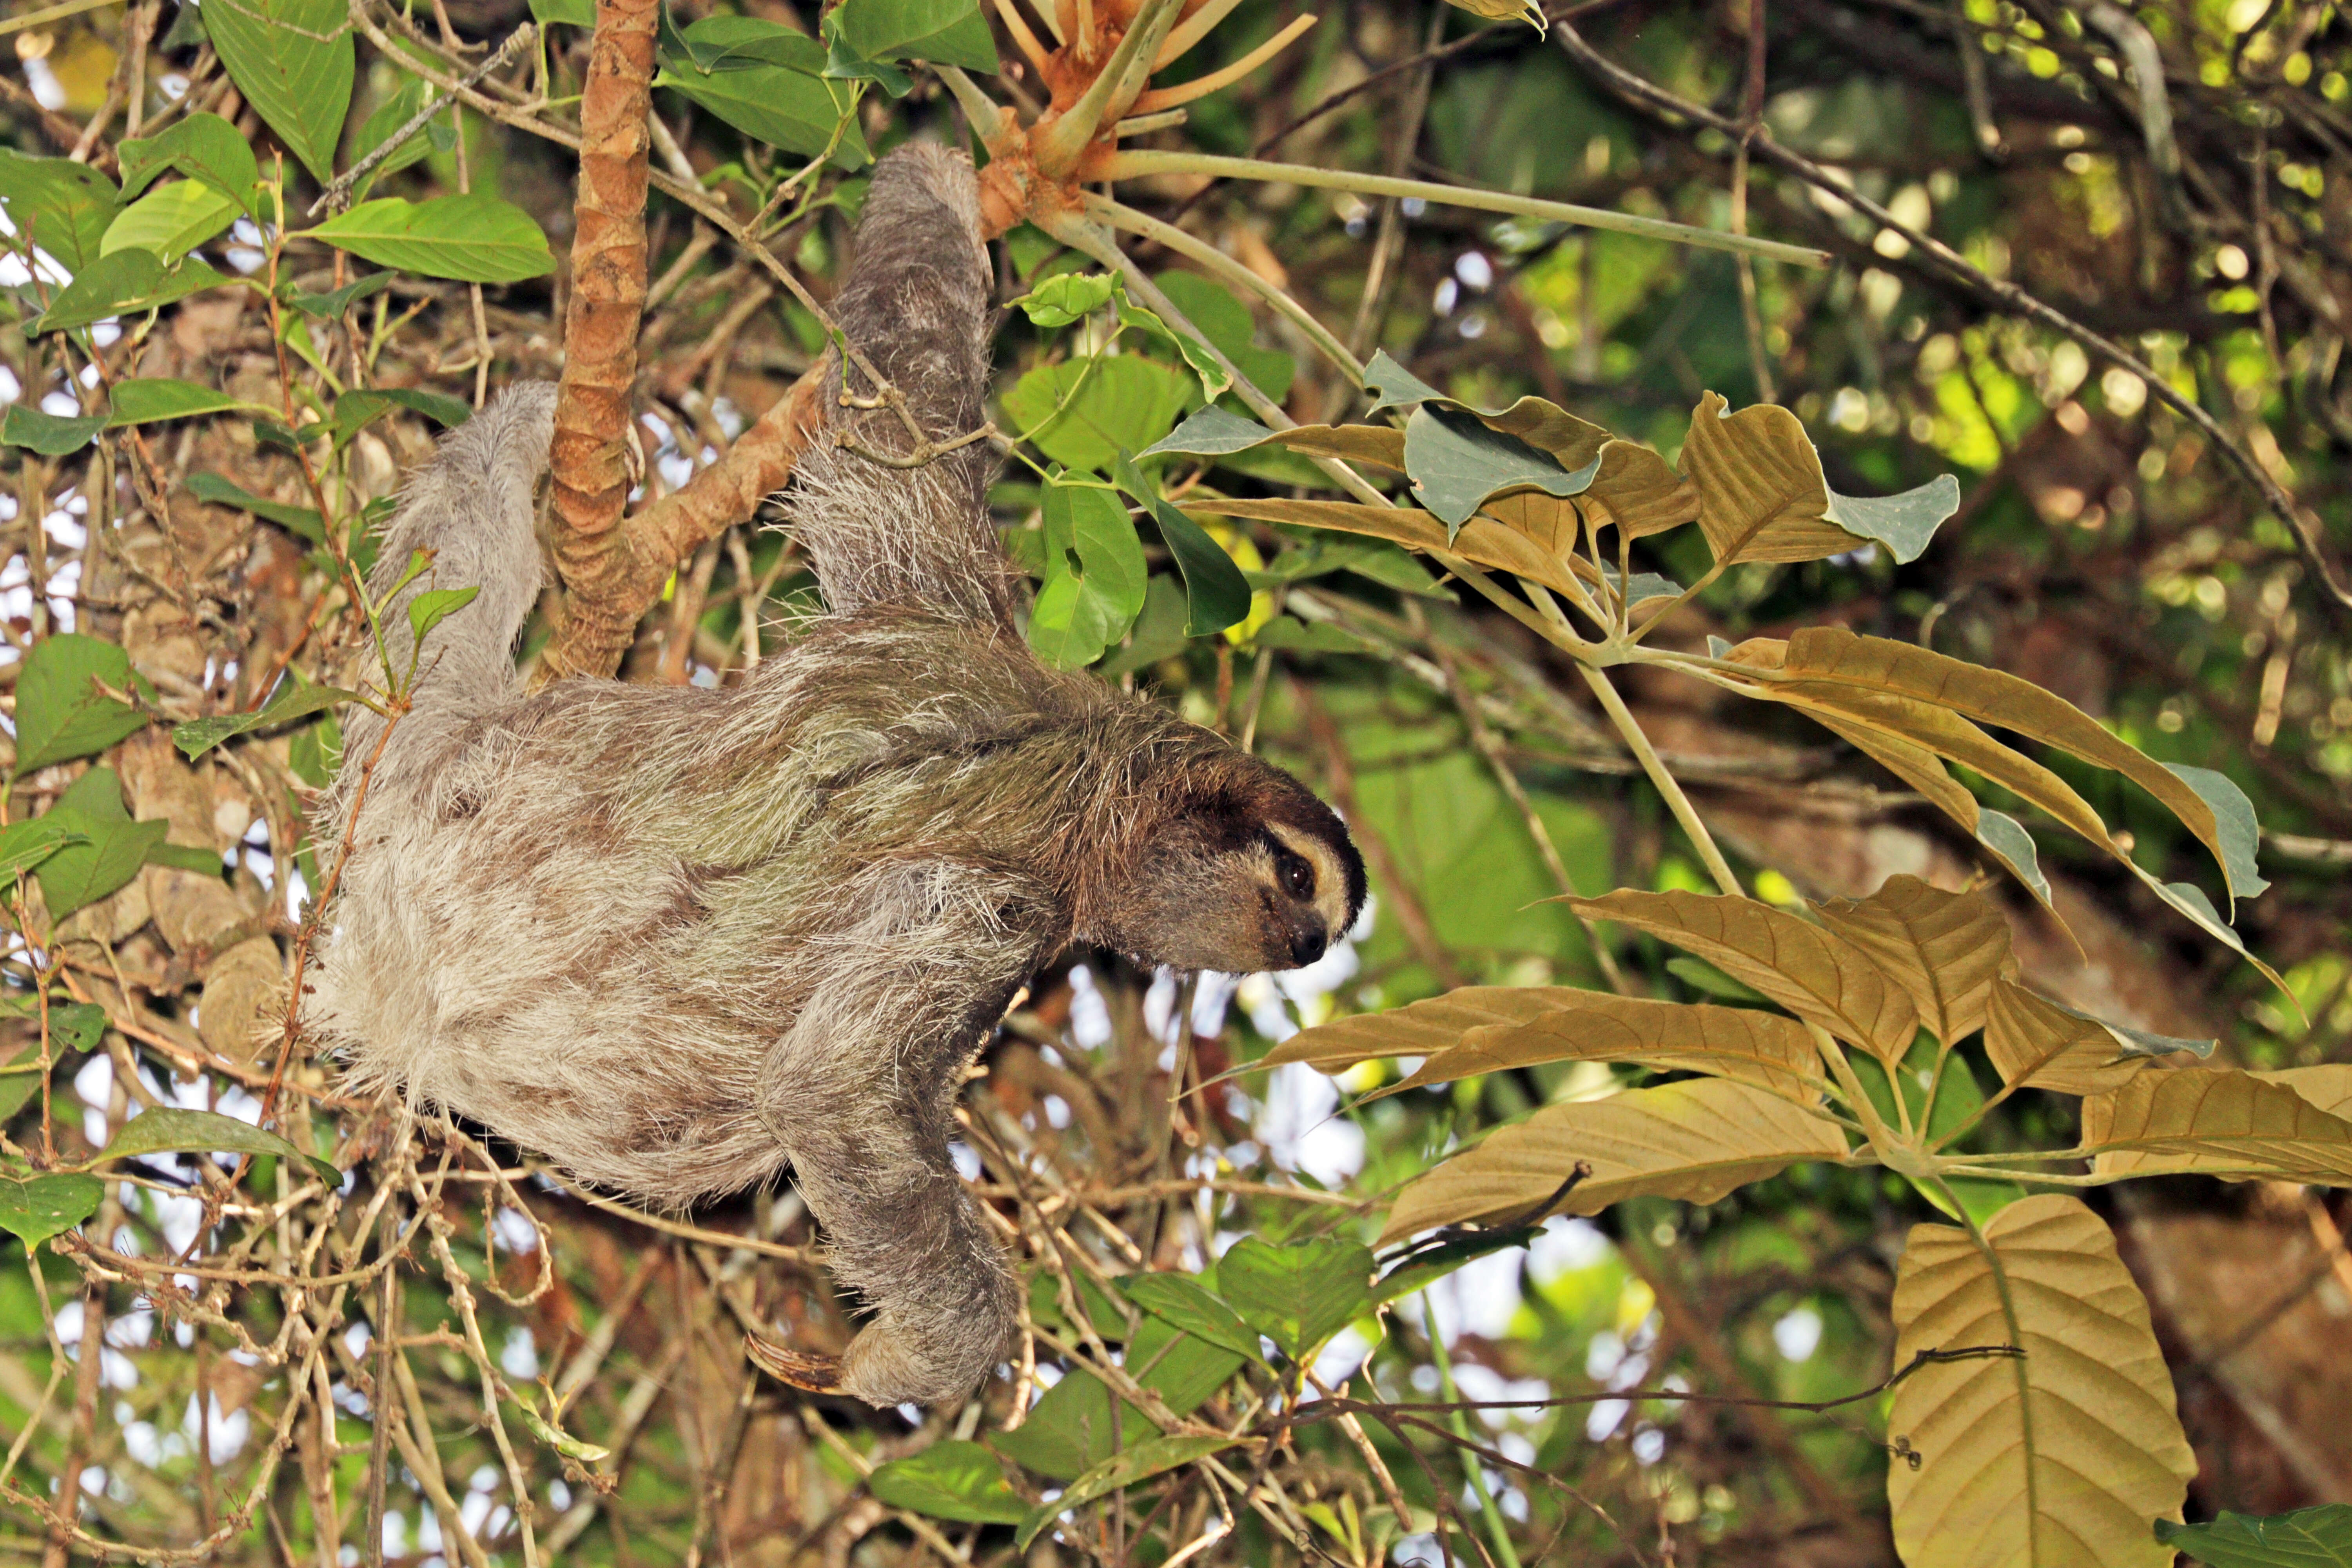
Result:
[1107, 149, 1831, 266]
[1154, 0, 1244, 68]
[1577, 662, 1743, 898]
[1423, 1296, 1525, 1568]
[932, 63, 1006, 129]
[1088, 194, 1363, 383]
[1132, 13, 1319, 114]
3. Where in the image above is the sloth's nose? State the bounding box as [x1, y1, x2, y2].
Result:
[1287, 920, 1328, 967]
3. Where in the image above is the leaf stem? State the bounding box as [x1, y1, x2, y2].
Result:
[1034, 0, 1185, 176]
[1577, 663, 1744, 898]
[1421, 1293, 1525, 1568]
[1107, 150, 1832, 267]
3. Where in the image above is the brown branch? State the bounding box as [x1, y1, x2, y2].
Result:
[546, 0, 659, 679]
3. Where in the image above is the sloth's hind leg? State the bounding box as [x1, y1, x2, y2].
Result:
[753, 863, 1050, 1408]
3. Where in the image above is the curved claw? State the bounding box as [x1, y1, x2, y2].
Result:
[744, 1332, 844, 1394]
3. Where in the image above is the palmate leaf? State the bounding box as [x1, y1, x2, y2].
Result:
[1363, 991, 1820, 1102]
[1382, 1076, 1848, 1242]
[1981, 979, 2211, 1096]
[1562, 889, 1920, 1062]
[1583, 439, 1701, 539]
[1813, 876, 2012, 1047]
[1887, 1195, 2194, 1568]
[2082, 1066, 2352, 1183]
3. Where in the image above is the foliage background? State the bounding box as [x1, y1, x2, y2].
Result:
[0, 0, 2346, 1561]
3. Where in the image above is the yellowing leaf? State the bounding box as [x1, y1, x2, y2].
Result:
[1582, 439, 1700, 539]
[1814, 877, 2012, 1047]
[1260, 985, 1594, 1073]
[1381, 1077, 1846, 1242]
[1766, 628, 2245, 908]
[1373, 992, 1818, 1102]
[1189, 496, 1584, 599]
[1563, 889, 1919, 1062]
[2082, 1066, 2352, 1183]
[1680, 393, 1867, 564]
[1887, 1195, 2193, 1568]
[1982, 980, 2149, 1096]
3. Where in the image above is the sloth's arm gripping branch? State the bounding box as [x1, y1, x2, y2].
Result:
[750, 861, 1055, 1408]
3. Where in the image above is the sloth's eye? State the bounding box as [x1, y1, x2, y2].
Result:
[1276, 851, 1315, 901]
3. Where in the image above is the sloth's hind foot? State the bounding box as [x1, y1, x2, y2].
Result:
[743, 1332, 843, 1394]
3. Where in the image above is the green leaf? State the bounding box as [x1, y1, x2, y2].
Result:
[833, 0, 1000, 71]
[0, 1164, 102, 1248]
[821, 27, 913, 95]
[1119, 1273, 1265, 1363]
[1138, 406, 1277, 459]
[173, 675, 361, 759]
[94, 1105, 338, 1185]
[528, 0, 595, 24]
[1973, 808, 2052, 907]
[310, 195, 556, 284]
[147, 842, 225, 876]
[0, 406, 104, 455]
[869, 1441, 1028, 1525]
[1823, 474, 1962, 565]
[185, 472, 325, 541]
[287, 710, 344, 788]
[1250, 615, 1371, 652]
[1005, 355, 1192, 474]
[1011, 271, 1117, 328]
[15, 635, 148, 772]
[36, 808, 167, 920]
[1152, 270, 1291, 403]
[200, 0, 353, 185]
[0, 816, 87, 878]
[2164, 764, 2269, 902]
[1216, 1236, 1372, 1360]
[117, 112, 260, 209]
[408, 585, 481, 645]
[286, 270, 394, 319]
[1361, 348, 1447, 412]
[511, 1390, 612, 1463]
[0, 150, 120, 274]
[1111, 454, 1252, 636]
[33, 249, 232, 334]
[1028, 476, 1147, 668]
[1404, 404, 1597, 533]
[100, 179, 240, 260]
[109, 377, 253, 426]
[1374, 1229, 1540, 1305]
[333, 386, 472, 447]
[0, 996, 102, 1053]
[1016, 1435, 1238, 1551]
[350, 81, 442, 199]
[655, 26, 870, 166]
[1094, 574, 1191, 677]
[991, 1315, 1243, 1479]
[2156, 1505, 2352, 1567]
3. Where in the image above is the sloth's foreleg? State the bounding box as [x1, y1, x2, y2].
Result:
[750, 862, 1049, 1407]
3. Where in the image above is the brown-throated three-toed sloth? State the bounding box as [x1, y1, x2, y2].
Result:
[306, 141, 1365, 1408]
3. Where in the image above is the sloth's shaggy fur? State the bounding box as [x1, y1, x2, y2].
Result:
[307, 142, 1365, 1408]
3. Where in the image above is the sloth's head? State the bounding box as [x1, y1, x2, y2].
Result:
[1093, 755, 1367, 974]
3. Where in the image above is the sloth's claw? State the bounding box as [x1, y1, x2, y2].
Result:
[744, 1332, 843, 1393]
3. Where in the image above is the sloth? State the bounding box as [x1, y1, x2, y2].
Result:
[305, 142, 1365, 1408]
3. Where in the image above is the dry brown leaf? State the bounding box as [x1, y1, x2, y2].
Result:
[1982, 979, 2148, 1096]
[198, 936, 286, 1064]
[1380, 1076, 1847, 1241]
[1814, 877, 2012, 1047]
[1887, 1195, 2194, 1568]
[1267, 424, 1405, 472]
[1771, 628, 2232, 896]
[1679, 392, 1867, 564]
[1257, 985, 1598, 1073]
[1581, 440, 1700, 539]
[1375, 992, 1818, 1101]
[2083, 1066, 2352, 1181]
[1190, 496, 1583, 598]
[1563, 889, 1919, 1062]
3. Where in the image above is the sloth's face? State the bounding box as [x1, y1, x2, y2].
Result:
[1102, 780, 1367, 975]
